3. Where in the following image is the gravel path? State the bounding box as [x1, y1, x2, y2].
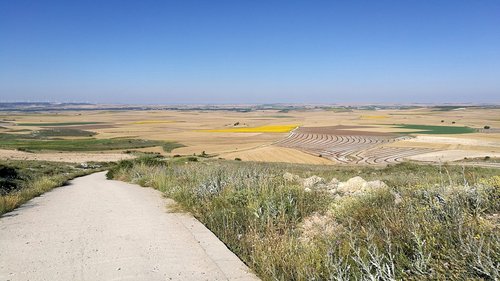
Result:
[0, 172, 259, 281]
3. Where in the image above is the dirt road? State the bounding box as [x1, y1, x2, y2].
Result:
[0, 172, 259, 281]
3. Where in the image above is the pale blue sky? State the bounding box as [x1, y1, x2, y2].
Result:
[1, 0, 499, 104]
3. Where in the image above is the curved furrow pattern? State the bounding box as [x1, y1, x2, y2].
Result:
[276, 129, 437, 164]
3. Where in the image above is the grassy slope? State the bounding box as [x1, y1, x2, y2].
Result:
[108, 157, 500, 281]
[0, 160, 108, 215]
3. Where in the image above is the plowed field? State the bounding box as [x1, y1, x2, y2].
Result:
[276, 126, 438, 164]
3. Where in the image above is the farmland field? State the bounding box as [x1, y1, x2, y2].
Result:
[17, 121, 103, 126]
[199, 124, 298, 133]
[275, 127, 425, 164]
[0, 137, 182, 152]
[0, 105, 499, 166]
[393, 124, 476, 134]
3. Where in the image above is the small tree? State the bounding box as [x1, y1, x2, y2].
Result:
[484, 125, 490, 129]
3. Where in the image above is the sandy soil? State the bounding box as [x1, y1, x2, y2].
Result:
[389, 135, 500, 152]
[220, 145, 333, 165]
[407, 150, 500, 162]
[0, 149, 134, 163]
[405, 135, 500, 147]
[0, 172, 258, 281]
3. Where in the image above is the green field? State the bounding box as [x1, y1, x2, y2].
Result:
[32, 128, 97, 137]
[0, 137, 182, 152]
[0, 132, 183, 152]
[0, 130, 95, 141]
[17, 121, 103, 126]
[394, 124, 476, 134]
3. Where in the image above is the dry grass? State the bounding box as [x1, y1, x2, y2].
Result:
[360, 115, 389, 119]
[0, 160, 105, 214]
[220, 146, 333, 164]
[108, 157, 500, 280]
[199, 124, 299, 133]
[0, 176, 65, 214]
[131, 120, 176, 124]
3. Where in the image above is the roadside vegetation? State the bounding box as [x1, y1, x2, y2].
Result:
[108, 157, 499, 280]
[0, 160, 107, 215]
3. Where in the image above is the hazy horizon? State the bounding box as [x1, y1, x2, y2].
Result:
[1, 1, 499, 104]
[2, 101, 500, 107]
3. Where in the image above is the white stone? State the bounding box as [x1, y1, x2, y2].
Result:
[365, 180, 387, 190]
[336, 176, 367, 194]
[283, 172, 302, 183]
[303, 175, 326, 189]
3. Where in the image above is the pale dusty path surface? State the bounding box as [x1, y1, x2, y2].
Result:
[0, 172, 259, 281]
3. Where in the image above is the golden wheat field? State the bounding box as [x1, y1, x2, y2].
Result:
[1, 107, 499, 165]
